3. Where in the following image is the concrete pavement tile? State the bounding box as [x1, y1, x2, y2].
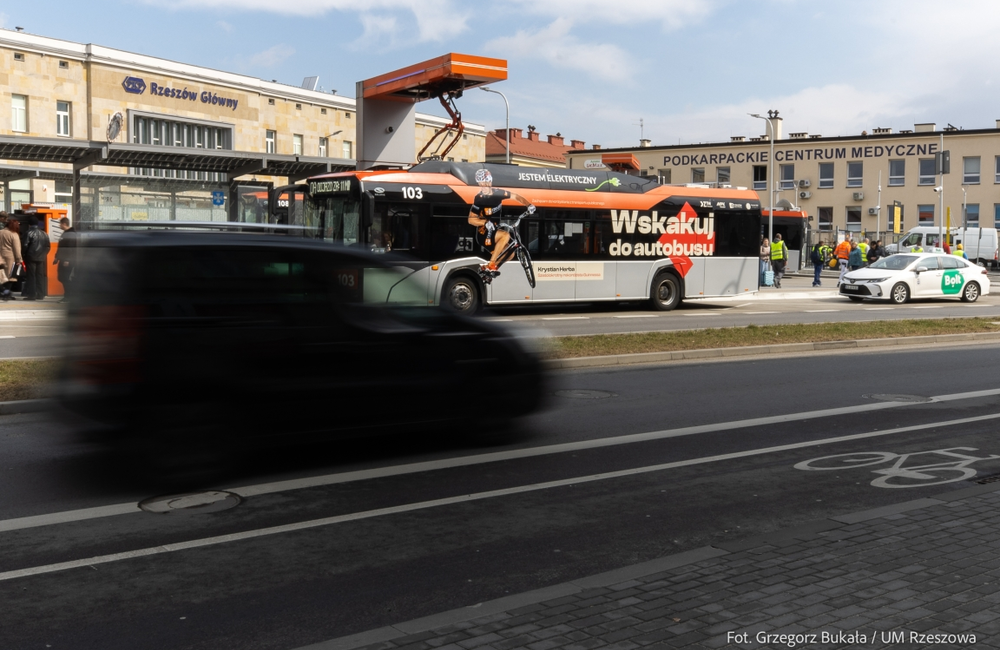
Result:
[456, 633, 503, 649]
[556, 641, 604, 650]
[523, 637, 566, 650]
[960, 608, 1000, 623]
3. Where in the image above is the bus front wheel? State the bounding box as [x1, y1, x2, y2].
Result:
[650, 272, 681, 311]
[443, 275, 481, 314]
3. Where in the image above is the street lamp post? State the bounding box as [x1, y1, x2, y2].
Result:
[749, 111, 777, 243]
[480, 87, 509, 164]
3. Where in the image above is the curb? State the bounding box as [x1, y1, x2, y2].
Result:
[543, 330, 1000, 370]
[297, 481, 1000, 650]
[0, 399, 53, 415]
[0, 310, 65, 321]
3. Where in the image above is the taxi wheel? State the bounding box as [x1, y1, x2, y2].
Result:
[890, 282, 910, 304]
[961, 281, 981, 303]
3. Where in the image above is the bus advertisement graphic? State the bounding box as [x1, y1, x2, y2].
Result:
[608, 202, 716, 277]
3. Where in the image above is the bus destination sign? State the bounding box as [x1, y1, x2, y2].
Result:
[310, 179, 352, 194]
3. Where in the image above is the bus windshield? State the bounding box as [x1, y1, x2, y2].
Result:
[305, 194, 361, 245]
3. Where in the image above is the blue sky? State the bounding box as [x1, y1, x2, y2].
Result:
[4, 1, 999, 149]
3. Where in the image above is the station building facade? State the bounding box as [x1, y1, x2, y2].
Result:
[0, 28, 485, 221]
[565, 119, 1000, 245]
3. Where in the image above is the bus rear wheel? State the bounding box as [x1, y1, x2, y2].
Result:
[650, 272, 681, 311]
[443, 275, 480, 314]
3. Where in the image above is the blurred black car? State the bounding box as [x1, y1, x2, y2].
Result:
[58, 230, 544, 473]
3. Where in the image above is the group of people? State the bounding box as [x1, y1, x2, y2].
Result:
[0, 212, 76, 302]
[808, 237, 886, 287]
[759, 234, 790, 288]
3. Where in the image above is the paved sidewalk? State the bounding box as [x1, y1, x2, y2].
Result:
[0, 295, 65, 320]
[302, 483, 1000, 650]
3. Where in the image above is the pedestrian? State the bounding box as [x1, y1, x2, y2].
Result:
[858, 238, 869, 264]
[22, 216, 51, 301]
[867, 239, 884, 264]
[834, 237, 852, 286]
[760, 236, 771, 286]
[810, 242, 823, 286]
[848, 241, 863, 271]
[0, 219, 23, 301]
[770, 233, 789, 289]
[53, 217, 77, 302]
[954, 243, 968, 260]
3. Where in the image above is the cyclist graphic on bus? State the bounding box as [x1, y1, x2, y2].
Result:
[468, 169, 535, 284]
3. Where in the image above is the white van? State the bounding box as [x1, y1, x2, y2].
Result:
[885, 227, 998, 266]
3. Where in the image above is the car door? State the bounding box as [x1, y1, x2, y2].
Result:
[913, 255, 942, 298]
[939, 255, 968, 298]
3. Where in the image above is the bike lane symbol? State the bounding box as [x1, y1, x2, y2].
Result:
[794, 447, 1000, 488]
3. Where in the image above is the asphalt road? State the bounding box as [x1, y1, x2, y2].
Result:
[4, 343, 1000, 649]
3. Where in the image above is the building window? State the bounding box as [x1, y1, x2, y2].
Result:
[966, 203, 980, 226]
[691, 167, 705, 183]
[818, 206, 833, 231]
[779, 164, 795, 189]
[658, 169, 671, 184]
[888, 159, 905, 186]
[318, 137, 328, 157]
[295, 103, 302, 110]
[266, 130, 276, 154]
[321, 108, 327, 115]
[994, 204, 1000, 228]
[919, 158, 936, 185]
[963, 156, 981, 184]
[14, 52, 25, 62]
[995, 157, 1000, 183]
[59, 60, 69, 69]
[268, 98, 275, 106]
[818, 163, 834, 189]
[846, 161, 863, 187]
[717, 167, 730, 185]
[752, 165, 767, 191]
[293, 134, 303, 156]
[846, 206, 862, 232]
[56, 101, 71, 137]
[342, 140, 353, 158]
[918, 204, 935, 226]
[11, 94, 27, 132]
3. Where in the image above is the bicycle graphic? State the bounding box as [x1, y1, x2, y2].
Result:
[794, 447, 1000, 488]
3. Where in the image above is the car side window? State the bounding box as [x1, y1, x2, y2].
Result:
[940, 256, 962, 270]
[919, 257, 940, 270]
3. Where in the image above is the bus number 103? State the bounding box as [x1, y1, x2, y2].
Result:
[402, 186, 424, 199]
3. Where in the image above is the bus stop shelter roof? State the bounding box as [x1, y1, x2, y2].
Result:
[0, 135, 354, 182]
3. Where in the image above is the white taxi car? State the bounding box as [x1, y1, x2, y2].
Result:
[839, 253, 990, 304]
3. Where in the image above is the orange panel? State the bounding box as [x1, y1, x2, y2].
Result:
[601, 153, 640, 171]
[363, 53, 507, 102]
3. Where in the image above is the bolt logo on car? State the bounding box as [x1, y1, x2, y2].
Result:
[122, 76, 146, 95]
[942, 270, 963, 294]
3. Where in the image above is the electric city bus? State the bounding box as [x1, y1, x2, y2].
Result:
[287, 161, 762, 314]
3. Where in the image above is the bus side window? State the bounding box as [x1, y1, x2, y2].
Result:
[430, 205, 473, 259]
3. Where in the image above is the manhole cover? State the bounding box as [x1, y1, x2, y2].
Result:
[554, 389, 615, 399]
[862, 393, 933, 404]
[139, 490, 242, 514]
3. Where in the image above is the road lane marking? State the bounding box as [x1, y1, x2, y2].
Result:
[0, 336, 14, 339]
[5, 409, 1000, 582]
[805, 310, 839, 313]
[864, 307, 894, 311]
[910, 306, 943, 309]
[6, 385, 1000, 537]
[541, 317, 589, 321]
[683, 312, 721, 316]
[742, 311, 778, 315]
[612, 315, 659, 319]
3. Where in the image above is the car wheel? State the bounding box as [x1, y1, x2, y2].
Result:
[890, 282, 910, 304]
[649, 272, 681, 311]
[848, 296, 864, 302]
[443, 275, 480, 314]
[961, 281, 980, 303]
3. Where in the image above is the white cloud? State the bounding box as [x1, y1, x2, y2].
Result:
[217, 20, 234, 32]
[249, 44, 295, 68]
[503, 0, 720, 29]
[486, 18, 634, 84]
[0, 13, 8, 29]
[148, 0, 470, 42]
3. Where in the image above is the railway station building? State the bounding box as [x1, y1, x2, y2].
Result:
[0, 28, 486, 222]
[565, 118, 1000, 246]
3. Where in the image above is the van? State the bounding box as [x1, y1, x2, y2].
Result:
[886, 226, 998, 266]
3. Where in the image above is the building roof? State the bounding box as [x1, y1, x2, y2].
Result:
[485, 128, 586, 165]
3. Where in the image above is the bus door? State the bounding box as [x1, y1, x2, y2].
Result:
[530, 214, 598, 301]
[367, 200, 431, 304]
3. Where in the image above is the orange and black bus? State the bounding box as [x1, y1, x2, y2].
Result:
[294, 161, 762, 313]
